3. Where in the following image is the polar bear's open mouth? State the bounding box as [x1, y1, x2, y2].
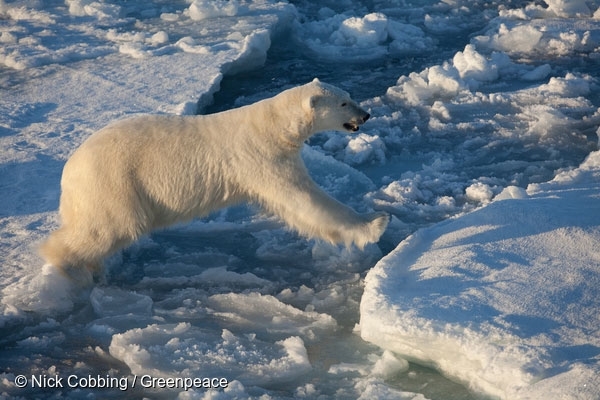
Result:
[343, 122, 360, 132]
[343, 113, 370, 132]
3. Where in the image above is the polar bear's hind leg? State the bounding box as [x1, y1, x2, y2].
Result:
[40, 222, 135, 285]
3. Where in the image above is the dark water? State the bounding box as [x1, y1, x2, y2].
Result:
[204, 29, 459, 113]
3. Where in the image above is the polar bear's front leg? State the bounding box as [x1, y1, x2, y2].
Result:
[255, 166, 389, 249]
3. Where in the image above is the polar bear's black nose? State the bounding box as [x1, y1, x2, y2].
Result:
[363, 113, 370, 122]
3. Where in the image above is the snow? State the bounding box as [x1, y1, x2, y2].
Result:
[1, 0, 600, 399]
[360, 149, 600, 398]
[187, 0, 240, 21]
[474, 2, 600, 58]
[109, 323, 312, 387]
[292, 10, 434, 61]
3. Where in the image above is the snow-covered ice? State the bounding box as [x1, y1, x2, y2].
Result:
[1, 0, 599, 399]
[293, 11, 434, 61]
[361, 149, 600, 399]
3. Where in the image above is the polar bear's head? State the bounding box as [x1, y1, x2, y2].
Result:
[303, 78, 370, 134]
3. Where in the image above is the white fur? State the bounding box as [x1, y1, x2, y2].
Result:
[41, 79, 389, 281]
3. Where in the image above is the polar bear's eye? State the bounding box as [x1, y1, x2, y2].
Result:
[341, 102, 347, 107]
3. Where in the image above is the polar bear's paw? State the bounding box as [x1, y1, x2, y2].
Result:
[368, 211, 390, 238]
[348, 212, 389, 250]
[365, 211, 390, 242]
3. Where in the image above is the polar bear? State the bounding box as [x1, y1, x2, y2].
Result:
[41, 78, 389, 282]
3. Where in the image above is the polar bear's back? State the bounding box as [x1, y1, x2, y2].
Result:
[61, 114, 245, 230]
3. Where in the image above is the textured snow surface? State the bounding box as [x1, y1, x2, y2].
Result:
[361, 150, 600, 399]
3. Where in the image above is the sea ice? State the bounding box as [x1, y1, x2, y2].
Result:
[292, 10, 433, 61]
[109, 323, 312, 387]
[360, 149, 600, 399]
